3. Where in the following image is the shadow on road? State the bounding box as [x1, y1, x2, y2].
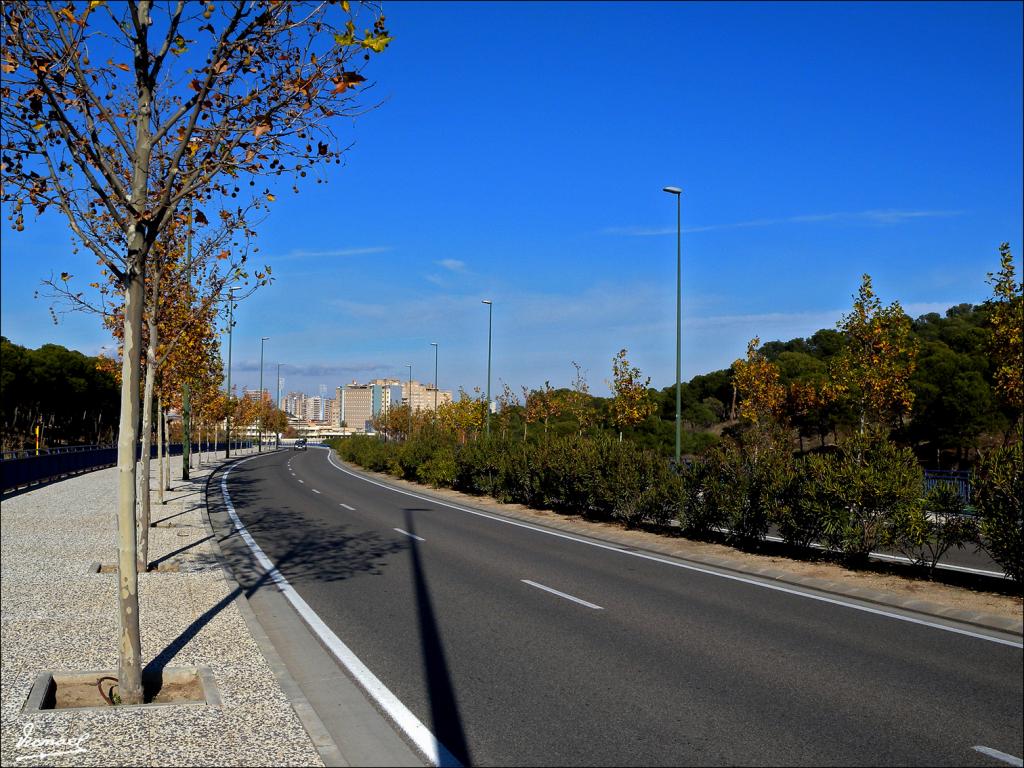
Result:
[405, 508, 472, 767]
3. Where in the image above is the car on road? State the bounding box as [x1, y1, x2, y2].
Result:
[293, 438, 307, 451]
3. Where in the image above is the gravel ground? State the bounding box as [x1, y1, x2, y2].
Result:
[0, 452, 323, 767]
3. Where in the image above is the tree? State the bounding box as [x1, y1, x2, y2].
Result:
[564, 361, 594, 436]
[732, 337, 786, 426]
[609, 348, 654, 441]
[1, 0, 390, 702]
[830, 274, 919, 435]
[985, 243, 1023, 425]
[523, 381, 561, 437]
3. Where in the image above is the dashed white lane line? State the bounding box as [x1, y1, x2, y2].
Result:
[312, 489, 321, 494]
[340, 503, 355, 511]
[521, 579, 603, 610]
[298, 479, 304, 484]
[974, 746, 1024, 766]
[394, 528, 425, 542]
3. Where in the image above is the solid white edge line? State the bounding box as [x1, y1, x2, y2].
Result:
[394, 528, 425, 542]
[761, 533, 1008, 579]
[321, 448, 1023, 650]
[974, 746, 1024, 766]
[220, 455, 461, 768]
[521, 579, 603, 610]
[340, 503, 355, 511]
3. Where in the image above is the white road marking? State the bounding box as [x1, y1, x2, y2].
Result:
[312, 489, 321, 494]
[322, 448, 1023, 650]
[974, 746, 1024, 766]
[298, 479, 304, 484]
[340, 503, 355, 511]
[220, 458, 460, 768]
[394, 528, 425, 542]
[522, 579, 603, 610]
[761, 533, 1008, 579]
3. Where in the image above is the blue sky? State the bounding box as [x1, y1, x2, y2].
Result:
[1, 1, 1021, 398]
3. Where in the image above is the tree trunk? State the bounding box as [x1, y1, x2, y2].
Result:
[115, 266, 145, 705]
[137, 312, 158, 572]
[163, 408, 171, 491]
[157, 394, 165, 505]
[182, 382, 191, 481]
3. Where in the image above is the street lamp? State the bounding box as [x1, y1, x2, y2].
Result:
[225, 286, 241, 459]
[663, 186, 682, 465]
[430, 342, 439, 420]
[276, 363, 282, 449]
[482, 300, 493, 437]
[258, 336, 270, 452]
[406, 363, 413, 439]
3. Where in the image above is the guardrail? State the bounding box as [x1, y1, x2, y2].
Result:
[1, 441, 254, 494]
[923, 469, 971, 504]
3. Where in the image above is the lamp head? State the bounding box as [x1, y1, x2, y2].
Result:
[663, 186, 682, 195]
[481, 299, 492, 305]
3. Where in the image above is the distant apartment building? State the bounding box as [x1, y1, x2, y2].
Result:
[400, 379, 453, 412]
[242, 388, 271, 403]
[281, 391, 306, 417]
[334, 379, 401, 432]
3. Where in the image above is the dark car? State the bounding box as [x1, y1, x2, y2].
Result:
[293, 438, 307, 451]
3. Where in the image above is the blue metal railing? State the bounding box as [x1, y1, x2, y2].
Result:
[1, 441, 253, 493]
[923, 469, 972, 504]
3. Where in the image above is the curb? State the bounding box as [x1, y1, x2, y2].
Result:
[196, 451, 349, 768]
[329, 452, 1023, 639]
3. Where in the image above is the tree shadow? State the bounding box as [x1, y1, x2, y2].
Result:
[144, 459, 407, 689]
[404, 509, 471, 767]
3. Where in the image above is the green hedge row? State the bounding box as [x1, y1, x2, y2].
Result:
[328, 430, 1022, 584]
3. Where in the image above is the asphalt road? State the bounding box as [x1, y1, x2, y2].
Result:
[219, 447, 1022, 767]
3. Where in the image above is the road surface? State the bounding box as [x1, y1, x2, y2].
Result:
[213, 446, 1023, 767]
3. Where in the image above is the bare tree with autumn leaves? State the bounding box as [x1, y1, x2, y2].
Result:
[609, 348, 654, 441]
[985, 243, 1023, 431]
[829, 274, 919, 436]
[1, 0, 390, 704]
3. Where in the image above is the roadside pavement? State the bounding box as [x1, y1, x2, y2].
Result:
[0, 448, 417, 767]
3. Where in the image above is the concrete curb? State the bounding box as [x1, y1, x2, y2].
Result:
[195, 451, 348, 768]
[329, 452, 1023, 639]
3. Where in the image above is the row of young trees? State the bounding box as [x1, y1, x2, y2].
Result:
[333, 249, 1022, 585]
[2, 0, 390, 704]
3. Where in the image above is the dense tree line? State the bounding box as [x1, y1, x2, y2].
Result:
[497, 298, 1015, 470]
[0, 336, 120, 450]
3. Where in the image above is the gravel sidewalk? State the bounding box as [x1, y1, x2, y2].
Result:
[1, 450, 324, 767]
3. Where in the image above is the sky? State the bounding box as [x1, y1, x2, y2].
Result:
[1, 1, 1022, 398]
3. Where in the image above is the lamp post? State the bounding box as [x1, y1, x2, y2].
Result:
[663, 186, 682, 465]
[276, 363, 282, 449]
[258, 336, 269, 452]
[430, 342, 438, 421]
[406, 363, 413, 439]
[482, 300, 493, 437]
[225, 286, 240, 459]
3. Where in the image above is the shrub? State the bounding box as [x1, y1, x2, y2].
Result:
[700, 431, 794, 550]
[416, 446, 458, 488]
[888, 481, 978, 579]
[678, 459, 724, 538]
[776, 459, 828, 551]
[802, 434, 923, 565]
[974, 437, 1023, 584]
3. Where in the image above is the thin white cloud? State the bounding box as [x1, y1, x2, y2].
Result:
[274, 246, 393, 261]
[437, 258, 466, 272]
[605, 209, 964, 236]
